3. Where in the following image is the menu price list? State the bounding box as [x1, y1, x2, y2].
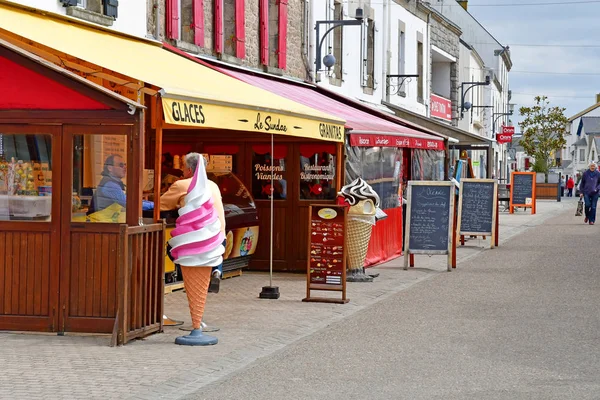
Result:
[309, 208, 345, 286]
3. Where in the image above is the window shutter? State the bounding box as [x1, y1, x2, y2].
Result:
[166, 0, 180, 40]
[235, 0, 245, 59]
[214, 0, 224, 54]
[259, 0, 269, 65]
[104, 0, 119, 19]
[192, 0, 204, 47]
[277, 0, 288, 69]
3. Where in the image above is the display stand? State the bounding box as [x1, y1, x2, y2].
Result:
[403, 181, 455, 272]
[303, 205, 349, 304]
[510, 172, 536, 214]
[456, 179, 498, 249]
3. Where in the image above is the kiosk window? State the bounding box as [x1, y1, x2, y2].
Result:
[0, 133, 52, 221]
[251, 144, 287, 200]
[299, 144, 337, 200]
[72, 134, 129, 223]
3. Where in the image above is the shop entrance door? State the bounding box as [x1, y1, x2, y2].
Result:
[57, 126, 131, 334]
[0, 125, 62, 333]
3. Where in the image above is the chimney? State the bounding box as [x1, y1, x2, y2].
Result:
[596, 93, 600, 104]
[458, 1, 468, 10]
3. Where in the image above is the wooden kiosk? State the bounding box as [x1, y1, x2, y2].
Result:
[0, 40, 164, 345]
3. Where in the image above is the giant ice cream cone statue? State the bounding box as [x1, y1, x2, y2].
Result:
[339, 178, 380, 282]
[168, 158, 225, 346]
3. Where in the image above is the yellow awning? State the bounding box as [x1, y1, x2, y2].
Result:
[0, 2, 345, 142]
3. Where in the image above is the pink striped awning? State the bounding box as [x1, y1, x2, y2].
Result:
[222, 69, 445, 150]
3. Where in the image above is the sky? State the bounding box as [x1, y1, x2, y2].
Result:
[464, 0, 600, 129]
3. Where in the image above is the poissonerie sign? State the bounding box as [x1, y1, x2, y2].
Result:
[404, 181, 454, 272]
[303, 205, 349, 304]
[510, 172, 536, 214]
[349, 134, 444, 150]
[457, 179, 498, 248]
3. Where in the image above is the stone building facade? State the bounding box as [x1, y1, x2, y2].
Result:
[146, 0, 307, 79]
[427, 8, 461, 127]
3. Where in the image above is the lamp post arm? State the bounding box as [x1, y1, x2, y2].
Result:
[315, 19, 363, 72]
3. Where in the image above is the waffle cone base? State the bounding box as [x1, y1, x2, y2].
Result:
[181, 266, 212, 330]
[346, 219, 373, 270]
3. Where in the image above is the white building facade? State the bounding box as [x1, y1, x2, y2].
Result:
[306, 0, 430, 115]
[13, 0, 147, 38]
[430, 0, 512, 181]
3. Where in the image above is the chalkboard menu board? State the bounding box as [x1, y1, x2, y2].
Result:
[458, 179, 497, 235]
[406, 182, 453, 253]
[303, 205, 348, 304]
[511, 173, 534, 205]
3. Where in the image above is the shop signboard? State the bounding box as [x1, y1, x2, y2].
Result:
[496, 133, 514, 144]
[502, 125, 515, 135]
[303, 204, 349, 304]
[430, 94, 452, 121]
[457, 179, 498, 248]
[349, 134, 444, 150]
[510, 171, 536, 214]
[403, 181, 454, 272]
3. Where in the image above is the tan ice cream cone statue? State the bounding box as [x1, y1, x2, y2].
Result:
[339, 178, 380, 282]
[347, 199, 376, 274]
[181, 267, 212, 329]
[168, 154, 225, 346]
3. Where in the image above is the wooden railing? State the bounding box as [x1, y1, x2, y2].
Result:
[112, 222, 165, 346]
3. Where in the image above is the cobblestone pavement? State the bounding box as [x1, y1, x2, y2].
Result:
[0, 199, 576, 400]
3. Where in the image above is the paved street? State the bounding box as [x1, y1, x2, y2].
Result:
[1, 198, 595, 400]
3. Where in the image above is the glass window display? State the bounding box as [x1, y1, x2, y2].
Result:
[299, 144, 337, 200]
[251, 144, 287, 200]
[0, 133, 52, 221]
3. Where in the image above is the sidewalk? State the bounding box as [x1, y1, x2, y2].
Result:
[0, 198, 578, 400]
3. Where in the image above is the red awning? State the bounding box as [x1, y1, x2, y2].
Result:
[222, 69, 444, 150]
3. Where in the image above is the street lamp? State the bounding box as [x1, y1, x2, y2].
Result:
[459, 75, 491, 119]
[315, 8, 364, 73]
[492, 103, 516, 135]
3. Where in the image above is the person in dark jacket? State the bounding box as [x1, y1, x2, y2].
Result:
[579, 163, 600, 225]
[88, 154, 153, 215]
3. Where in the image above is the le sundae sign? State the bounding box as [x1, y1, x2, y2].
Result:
[350, 134, 444, 150]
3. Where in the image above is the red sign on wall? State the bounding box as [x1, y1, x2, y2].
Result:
[430, 94, 452, 121]
[349, 134, 444, 150]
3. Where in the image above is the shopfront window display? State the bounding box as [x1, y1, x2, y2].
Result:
[299, 144, 337, 200]
[0, 133, 52, 221]
[345, 144, 403, 210]
[71, 134, 152, 223]
[252, 144, 287, 200]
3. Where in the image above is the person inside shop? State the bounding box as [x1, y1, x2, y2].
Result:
[87, 154, 154, 215]
[161, 152, 226, 292]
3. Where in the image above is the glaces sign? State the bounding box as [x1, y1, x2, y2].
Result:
[430, 94, 452, 122]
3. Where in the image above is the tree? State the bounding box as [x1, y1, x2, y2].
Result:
[519, 96, 568, 182]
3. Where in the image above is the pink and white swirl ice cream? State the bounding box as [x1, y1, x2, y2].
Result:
[168, 160, 225, 267]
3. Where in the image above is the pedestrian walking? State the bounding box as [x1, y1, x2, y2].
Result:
[579, 163, 600, 225]
[567, 176, 575, 197]
[560, 176, 566, 197]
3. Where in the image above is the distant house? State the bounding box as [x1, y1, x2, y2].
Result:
[566, 98, 600, 176]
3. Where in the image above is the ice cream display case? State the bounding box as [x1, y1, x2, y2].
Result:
[164, 171, 259, 284]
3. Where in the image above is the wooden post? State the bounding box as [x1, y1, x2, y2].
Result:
[452, 197, 457, 268]
[153, 98, 163, 222]
[127, 111, 144, 226]
[495, 199, 500, 247]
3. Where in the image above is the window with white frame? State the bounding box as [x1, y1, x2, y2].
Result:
[580, 148, 586, 161]
[397, 22, 406, 94]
